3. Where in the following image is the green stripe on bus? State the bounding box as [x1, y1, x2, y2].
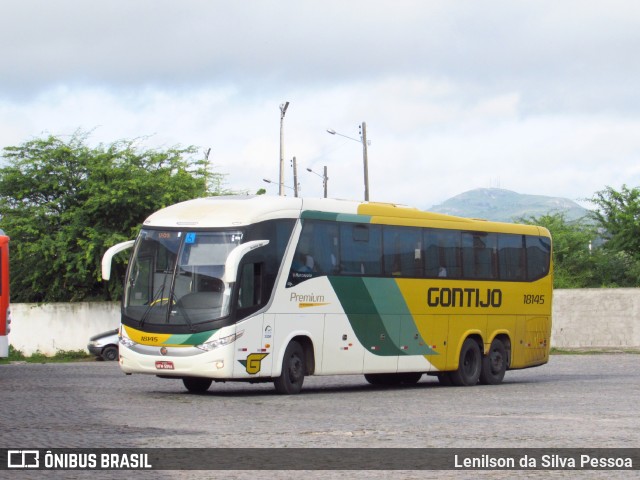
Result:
[301, 211, 372, 223]
[363, 278, 437, 356]
[329, 276, 437, 356]
[164, 330, 216, 346]
[328, 276, 403, 356]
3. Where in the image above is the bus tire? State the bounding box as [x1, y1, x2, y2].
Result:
[480, 338, 507, 385]
[183, 377, 212, 394]
[450, 338, 482, 386]
[274, 341, 305, 395]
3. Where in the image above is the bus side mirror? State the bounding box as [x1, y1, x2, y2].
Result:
[222, 240, 270, 284]
[102, 240, 135, 280]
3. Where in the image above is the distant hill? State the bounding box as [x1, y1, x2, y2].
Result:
[429, 188, 589, 223]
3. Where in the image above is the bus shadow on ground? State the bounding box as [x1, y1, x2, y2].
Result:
[147, 375, 548, 398]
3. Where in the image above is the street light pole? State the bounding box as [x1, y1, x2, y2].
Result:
[264, 178, 295, 194]
[323, 165, 328, 198]
[292, 156, 299, 198]
[306, 166, 328, 198]
[279, 102, 290, 197]
[360, 122, 369, 202]
[326, 122, 370, 201]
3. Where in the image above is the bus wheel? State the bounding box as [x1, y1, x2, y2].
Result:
[450, 338, 482, 386]
[274, 341, 305, 395]
[480, 338, 507, 385]
[183, 377, 212, 394]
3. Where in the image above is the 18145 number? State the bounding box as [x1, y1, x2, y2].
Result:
[523, 294, 545, 305]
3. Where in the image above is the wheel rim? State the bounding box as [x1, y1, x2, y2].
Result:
[489, 348, 504, 374]
[288, 354, 303, 382]
[463, 349, 477, 377]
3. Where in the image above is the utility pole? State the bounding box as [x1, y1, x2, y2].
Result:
[360, 122, 369, 201]
[322, 165, 328, 198]
[203, 147, 211, 196]
[327, 123, 370, 201]
[292, 156, 299, 198]
[279, 102, 290, 196]
[306, 166, 328, 198]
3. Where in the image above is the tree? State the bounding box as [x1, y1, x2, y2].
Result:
[0, 131, 213, 302]
[590, 185, 640, 260]
[520, 212, 640, 288]
[519, 213, 596, 288]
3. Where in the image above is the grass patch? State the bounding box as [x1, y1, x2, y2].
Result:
[551, 347, 640, 355]
[0, 345, 92, 364]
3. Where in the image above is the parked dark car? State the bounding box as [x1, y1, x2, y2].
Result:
[87, 329, 119, 361]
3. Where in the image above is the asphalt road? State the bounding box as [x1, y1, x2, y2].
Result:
[1, 354, 639, 479]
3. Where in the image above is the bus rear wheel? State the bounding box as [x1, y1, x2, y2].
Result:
[450, 338, 482, 386]
[183, 377, 212, 393]
[480, 338, 507, 385]
[274, 341, 305, 395]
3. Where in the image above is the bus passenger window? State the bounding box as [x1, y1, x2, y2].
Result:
[526, 235, 551, 281]
[340, 224, 381, 275]
[498, 234, 525, 281]
[383, 226, 422, 277]
[424, 229, 461, 278]
[288, 220, 339, 286]
[462, 232, 497, 280]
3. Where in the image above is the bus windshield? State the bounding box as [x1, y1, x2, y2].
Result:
[124, 229, 244, 327]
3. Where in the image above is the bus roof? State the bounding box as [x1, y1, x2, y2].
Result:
[142, 195, 548, 236]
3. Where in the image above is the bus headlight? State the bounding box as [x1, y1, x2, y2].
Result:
[196, 331, 244, 352]
[119, 337, 136, 348]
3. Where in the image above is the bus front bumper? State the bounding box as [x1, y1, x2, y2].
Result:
[118, 344, 235, 379]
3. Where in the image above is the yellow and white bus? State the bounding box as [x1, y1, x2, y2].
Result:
[102, 196, 552, 394]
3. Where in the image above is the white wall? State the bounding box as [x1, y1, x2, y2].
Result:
[7, 289, 640, 356]
[552, 288, 640, 349]
[10, 302, 120, 355]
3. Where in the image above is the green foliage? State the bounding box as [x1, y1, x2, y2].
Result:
[590, 185, 640, 260]
[519, 213, 594, 288]
[6, 344, 26, 361]
[0, 346, 91, 364]
[0, 131, 214, 302]
[520, 211, 640, 288]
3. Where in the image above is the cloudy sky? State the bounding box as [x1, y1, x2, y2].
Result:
[1, 1, 639, 209]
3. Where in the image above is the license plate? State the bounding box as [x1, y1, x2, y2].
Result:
[155, 361, 174, 370]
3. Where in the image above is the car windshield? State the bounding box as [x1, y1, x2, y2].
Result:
[124, 229, 244, 327]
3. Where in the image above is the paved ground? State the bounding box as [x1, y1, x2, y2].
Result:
[1, 354, 639, 479]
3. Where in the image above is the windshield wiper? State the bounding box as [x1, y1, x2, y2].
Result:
[172, 294, 195, 332]
[139, 275, 170, 328]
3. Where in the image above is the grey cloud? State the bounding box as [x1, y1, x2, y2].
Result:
[1, 0, 639, 116]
